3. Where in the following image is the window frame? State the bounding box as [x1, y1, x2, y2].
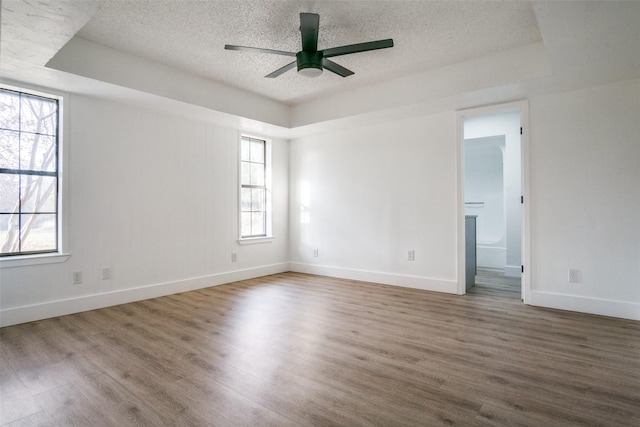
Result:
[0, 83, 69, 267]
[238, 134, 273, 244]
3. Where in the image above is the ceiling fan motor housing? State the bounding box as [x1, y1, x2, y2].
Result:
[225, 13, 393, 78]
[296, 50, 323, 76]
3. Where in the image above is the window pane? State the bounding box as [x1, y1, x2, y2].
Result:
[250, 163, 264, 186]
[0, 88, 59, 256]
[251, 188, 265, 212]
[239, 136, 269, 239]
[250, 140, 264, 163]
[241, 138, 251, 161]
[20, 94, 57, 136]
[241, 188, 252, 212]
[20, 134, 56, 172]
[21, 176, 56, 213]
[20, 213, 56, 252]
[0, 214, 18, 253]
[241, 212, 252, 237]
[0, 130, 19, 169]
[0, 90, 19, 130]
[251, 212, 265, 236]
[241, 161, 251, 186]
[0, 173, 19, 212]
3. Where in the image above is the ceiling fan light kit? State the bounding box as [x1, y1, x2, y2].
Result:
[296, 50, 323, 77]
[225, 12, 393, 79]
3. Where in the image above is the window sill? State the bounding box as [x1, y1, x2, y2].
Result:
[0, 252, 70, 268]
[237, 236, 275, 245]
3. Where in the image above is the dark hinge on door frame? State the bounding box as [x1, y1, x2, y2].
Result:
[520, 127, 523, 135]
[521, 265, 524, 273]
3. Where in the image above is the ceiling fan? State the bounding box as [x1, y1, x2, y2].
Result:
[225, 13, 394, 78]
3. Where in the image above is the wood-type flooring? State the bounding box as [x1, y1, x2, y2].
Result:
[1, 271, 639, 426]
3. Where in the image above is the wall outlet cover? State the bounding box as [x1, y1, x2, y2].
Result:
[568, 269, 582, 283]
[72, 271, 82, 285]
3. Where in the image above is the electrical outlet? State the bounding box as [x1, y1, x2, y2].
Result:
[101, 267, 111, 280]
[313, 248, 319, 257]
[408, 250, 415, 261]
[231, 252, 237, 262]
[72, 271, 82, 285]
[568, 269, 581, 283]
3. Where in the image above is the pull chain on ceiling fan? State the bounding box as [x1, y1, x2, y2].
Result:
[225, 13, 394, 78]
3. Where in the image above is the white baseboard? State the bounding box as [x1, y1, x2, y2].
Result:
[504, 265, 522, 277]
[477, 246, 506, 270]
[6, 264, 636, 327]
[0, 263, 290, 327]
[289, 262, 458, 294]
[530, 291, 640, 321]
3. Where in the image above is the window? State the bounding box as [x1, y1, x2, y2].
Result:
[0, 88, 60, 257]
[240, 135, 271, 240]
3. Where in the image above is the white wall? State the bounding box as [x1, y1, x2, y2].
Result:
[464, 136, 507, 270]
[289, 113, 459, 293]
[529, 79, 640, 319]
[289, 79, 639, 320]
[0, 94, 289, 326]
[2, 78, 637, 325]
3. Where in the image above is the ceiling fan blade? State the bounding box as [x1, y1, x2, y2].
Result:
[299, 13, 319, 52]
[323, 39, 394, 58]
[265, 61, 297, 78]
[225, 45, 296, 57]
[322, 58, 354, 77]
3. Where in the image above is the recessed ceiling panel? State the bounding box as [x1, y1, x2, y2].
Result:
[76, 0, 542, 105]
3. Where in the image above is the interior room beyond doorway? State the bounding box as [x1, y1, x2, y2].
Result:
[463, 109, 522, 295]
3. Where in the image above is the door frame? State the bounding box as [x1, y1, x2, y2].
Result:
[456, 100, 531, 303]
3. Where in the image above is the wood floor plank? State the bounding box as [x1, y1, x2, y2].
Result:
[72, 372, 174, 426]
[1, 411, 51, 427]
[33, 383, 110, 427]
[1, 270, 639, 426]
[0, 372, 42, 425]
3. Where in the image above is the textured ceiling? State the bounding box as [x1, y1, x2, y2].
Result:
[76, 0, 542, 105]
[0, 0, 103, 71]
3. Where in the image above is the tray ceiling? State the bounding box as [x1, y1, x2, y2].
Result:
[2, 1, 638, 133]
[75, 1, 542, 105]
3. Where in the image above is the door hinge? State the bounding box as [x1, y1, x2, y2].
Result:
[521, 265, 524, 273]
[521, 195, 524, 204]
[520, 127, 523, 135]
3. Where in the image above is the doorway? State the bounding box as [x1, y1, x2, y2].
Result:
[457, 101, 530, 302]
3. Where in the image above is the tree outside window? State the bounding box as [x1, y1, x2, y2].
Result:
[0, 88, 59, 256]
